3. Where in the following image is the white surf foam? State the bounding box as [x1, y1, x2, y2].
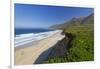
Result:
[15, 30, 61, 47]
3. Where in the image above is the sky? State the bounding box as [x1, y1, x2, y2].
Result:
[15, 4, 94, 29]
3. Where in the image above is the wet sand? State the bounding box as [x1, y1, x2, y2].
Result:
[15, 30, 65, 65]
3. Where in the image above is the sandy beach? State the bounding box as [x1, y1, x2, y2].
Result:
[15, 30, 65, 65]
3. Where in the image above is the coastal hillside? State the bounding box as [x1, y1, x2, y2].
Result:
[50, 13, 94, 29]
[44, 13, 94, 63]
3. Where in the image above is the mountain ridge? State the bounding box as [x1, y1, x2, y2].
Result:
[50, 13, 94, 29]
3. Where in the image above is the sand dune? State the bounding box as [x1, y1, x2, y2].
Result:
[15, 30, 65, 65]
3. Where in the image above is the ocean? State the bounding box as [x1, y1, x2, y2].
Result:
[15, 28, 53, 35]
[15, 28, 58, 47]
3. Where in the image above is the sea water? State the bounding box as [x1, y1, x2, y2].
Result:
[15, 28, 58, 47]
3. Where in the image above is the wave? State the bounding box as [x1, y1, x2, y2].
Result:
[15, 30, 60, 47]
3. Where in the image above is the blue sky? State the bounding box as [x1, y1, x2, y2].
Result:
[15, 4, 94, 29]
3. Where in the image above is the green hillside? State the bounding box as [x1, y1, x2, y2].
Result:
[44, 13, 94, 63]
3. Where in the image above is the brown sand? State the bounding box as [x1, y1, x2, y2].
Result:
[15, 31, 65, 65]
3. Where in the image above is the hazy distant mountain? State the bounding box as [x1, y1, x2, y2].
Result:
[50, 13, 94, 29]
[81, 13, 94, 24]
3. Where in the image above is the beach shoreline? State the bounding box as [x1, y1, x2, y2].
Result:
[15, 30, 65, 65]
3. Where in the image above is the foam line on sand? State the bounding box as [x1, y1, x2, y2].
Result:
[15, 30, 65, 65]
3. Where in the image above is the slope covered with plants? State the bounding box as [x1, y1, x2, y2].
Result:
[44, 13, 94, 63]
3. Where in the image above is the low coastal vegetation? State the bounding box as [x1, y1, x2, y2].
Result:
[44, 25, 94, 63]
[43, 13, 94, 63]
